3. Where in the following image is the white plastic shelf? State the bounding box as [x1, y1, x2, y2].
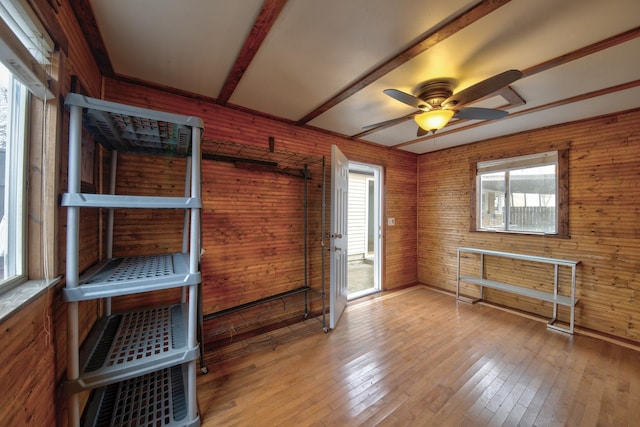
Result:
[64, 94, 202, 427]
[65, 93, 204, 157]
[67, 304, 199, 394]
[64, 253, 200, 301]
[81, 364, 200, 427]
[61, 193, 201, 209]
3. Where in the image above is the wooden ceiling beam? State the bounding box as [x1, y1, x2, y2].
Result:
[216, 0, 288, 105]
[393, 79, 640, 149]
[365, 27, 640, 141]
[296, 0, 513, 125]
[522, 26, 640, 79]
[68, 0, 114, 76]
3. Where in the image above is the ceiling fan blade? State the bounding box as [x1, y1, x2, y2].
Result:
[384, 89, 431, 110]
[416, 126, 430, 137]
[443, 69, 523, 108]
[362, 112, 418, 130]
[453, 107, 509, 120]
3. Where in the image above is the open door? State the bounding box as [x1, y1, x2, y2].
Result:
[330, 145, 349, 329]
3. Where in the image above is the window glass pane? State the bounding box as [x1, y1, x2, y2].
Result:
[480, 171, 505, 230]
[477, 154, 558, 234]
[508, 165, 556, 233]
[0, 62, 27, 285]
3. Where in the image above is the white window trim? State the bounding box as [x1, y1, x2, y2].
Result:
[477, 150, 558, 173]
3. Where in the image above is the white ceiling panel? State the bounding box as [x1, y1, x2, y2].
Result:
[228, 0, 478, 120]
[364, 118, 427, 147]
[509, 38, 640, 111]
[84, 0, 640, 153]
[404, 85, 640, 154]
[310, 0, 640, 145]
[90, 0, 264, 98]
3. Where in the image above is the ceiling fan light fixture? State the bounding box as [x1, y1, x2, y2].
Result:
[414, 109, 454, 133]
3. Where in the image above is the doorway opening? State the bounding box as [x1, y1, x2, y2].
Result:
[347, 162, 382, 300]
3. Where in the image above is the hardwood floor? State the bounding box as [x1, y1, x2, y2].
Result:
[197, 286, 640, 426]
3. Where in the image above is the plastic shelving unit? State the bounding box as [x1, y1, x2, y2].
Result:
[63, 93, 203, 427]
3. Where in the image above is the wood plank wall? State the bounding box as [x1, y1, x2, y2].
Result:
[0, 293, 56, 426]
[201, 159, 319, 310]
[417, 109, 640, 343]
[0, 0, 104, 425]
[102, 78, 418, 343]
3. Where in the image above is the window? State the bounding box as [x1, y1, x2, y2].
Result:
[474, 150, 567, 235]
[0, 61, 27, 287]
[0, 0, 55, 291]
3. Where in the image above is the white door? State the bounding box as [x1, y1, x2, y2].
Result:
[330, 145, 349, 329]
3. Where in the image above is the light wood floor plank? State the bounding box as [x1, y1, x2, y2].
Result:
[197, 286, 640, 426]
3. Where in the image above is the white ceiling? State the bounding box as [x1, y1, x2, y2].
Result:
[85, 0, 640, 154]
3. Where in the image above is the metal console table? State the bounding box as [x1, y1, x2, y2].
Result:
[456, 247, 580, 334]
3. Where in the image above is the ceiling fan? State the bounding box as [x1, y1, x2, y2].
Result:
[365, 69, 523, 136]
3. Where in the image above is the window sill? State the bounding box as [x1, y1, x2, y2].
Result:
[471, 229, 569, 238]
[0, 277, 61, 323]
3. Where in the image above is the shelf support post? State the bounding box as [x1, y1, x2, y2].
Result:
[66, 104, 82, 427]
[187, 125, 201, 422]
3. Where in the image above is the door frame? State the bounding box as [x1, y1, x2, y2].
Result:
[347, 161, 383, 299]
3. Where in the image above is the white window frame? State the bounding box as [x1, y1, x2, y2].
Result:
[476, 151, 559, 235]
[0, 62, 28, 289]
[0, 0, 56, 300]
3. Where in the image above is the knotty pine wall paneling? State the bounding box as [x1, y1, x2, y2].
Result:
[107, 153, 190, 312]
[201, 160, 309, 309]
[418, 109, 640, 343]
[52, 0, 103, 98]
[0, 293, 56, 426]
[102, 78, 418, 342]
[198, 157, 326, 343]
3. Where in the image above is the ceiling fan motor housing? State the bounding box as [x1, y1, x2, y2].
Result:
[415, 81, 454, 109]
